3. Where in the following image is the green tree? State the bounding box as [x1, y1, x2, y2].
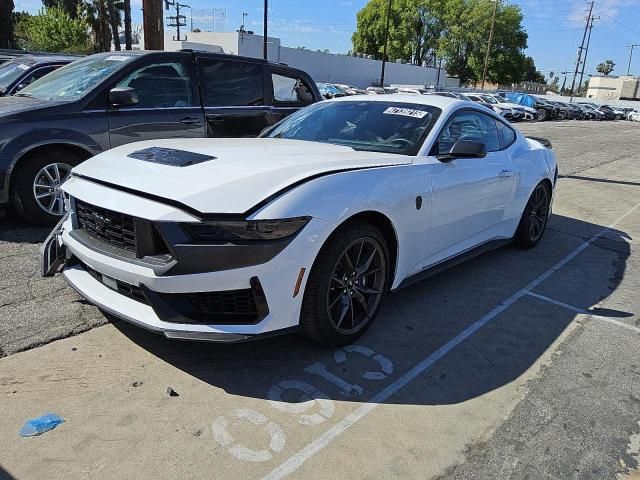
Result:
[352, 0, 529, 85]
[596, 59, 615, 76]
[1, 0, 15, 48]
[41, 0, 82, 18]
[523, 56, 545, 83]
[352, 0, 444, 66]
[20, 6, 91, 53]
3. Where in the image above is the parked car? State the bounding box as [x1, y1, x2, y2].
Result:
[0, 55, 76, 96]
[0, 50, 321, 225]
[577, 103, 605, 120]
[366, 86, 386, 95]
[397, 87, 429, 95]
[578, 102, 615, 120]
[545, 101, 574, 120]
[43, 94, 557, 345]
[530, 97, 560, 121]
[333, 83, 368, 95]
[480, 94, 536, 121]
[318, 83, 347, 99]
[628, 110, 640, 122]
[461, 93, 518, 120]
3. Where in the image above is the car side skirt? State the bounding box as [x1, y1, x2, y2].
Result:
[392, 239, 512, 291]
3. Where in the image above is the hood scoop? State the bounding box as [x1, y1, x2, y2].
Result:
[128, 147, 216, 167]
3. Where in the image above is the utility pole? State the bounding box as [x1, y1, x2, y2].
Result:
[627, 44, 640, 75]
[569, 0, 593, 96]
[263, 0, 268, 60]
[560, 70, 569, 93]
[380, 0, 392, 86]
[165, 0, 190, 41]
[481, 0, 499, 90]
[578, 14, 597, 93]
[142, 0, 164, 50]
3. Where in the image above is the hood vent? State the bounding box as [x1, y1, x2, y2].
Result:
[128, 147, 216, 167]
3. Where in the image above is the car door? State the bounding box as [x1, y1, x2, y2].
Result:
[198, 57, 270, 138]
[107, 55, 205, 148]
[425, 109, 517, 262]
[266, 68, 317, 126]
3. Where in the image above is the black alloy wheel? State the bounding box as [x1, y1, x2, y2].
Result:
[515, 182, 551, 248]
[301, 221, 389, 345]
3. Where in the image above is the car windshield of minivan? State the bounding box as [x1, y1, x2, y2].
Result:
[0, 60, 33, 92]
[264, 101, 440, 155]
[16, 55, 134, 102]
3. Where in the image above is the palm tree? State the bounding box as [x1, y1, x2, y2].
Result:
[123, 0, 131, 49]
[107, 0, 122, 50]
[83, 0, 123, 52]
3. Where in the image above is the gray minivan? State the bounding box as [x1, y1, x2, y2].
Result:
[0, 50, 321, 225]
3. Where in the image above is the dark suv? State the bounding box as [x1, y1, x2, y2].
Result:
[0, 55, 76, 96]
[0, 50, 321, 225]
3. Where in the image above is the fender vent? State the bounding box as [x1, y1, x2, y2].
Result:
[128, 147, 216, 167]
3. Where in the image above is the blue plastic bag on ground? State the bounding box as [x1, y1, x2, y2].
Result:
[19, 413, 64, 437]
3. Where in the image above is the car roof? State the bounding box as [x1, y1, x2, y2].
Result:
[328, 92, 466, 110]
[7, 54, 77, 64]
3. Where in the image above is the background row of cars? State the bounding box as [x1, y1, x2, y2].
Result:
[317, 81, 640, 123]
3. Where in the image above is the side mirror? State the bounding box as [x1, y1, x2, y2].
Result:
[437, 139, 487, 162]
[109, 87, 139, 107]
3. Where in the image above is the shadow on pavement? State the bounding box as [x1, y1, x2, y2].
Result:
[107, 213, 631, 406]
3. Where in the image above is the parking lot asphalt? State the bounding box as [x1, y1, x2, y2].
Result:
[0, 120, 639, 480]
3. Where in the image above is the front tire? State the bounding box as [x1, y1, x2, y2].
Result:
[537, 108, 547, 121]
[11, 150, 82, 226]
[515, 182, 551, 249]
[301, 220, 389, 345]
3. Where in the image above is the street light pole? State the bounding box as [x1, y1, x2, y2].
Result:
[481, 0, 499, 90]
[627, 44, 640, 75]
[263, 0, 268, 60]
[380, 0, 392, 87]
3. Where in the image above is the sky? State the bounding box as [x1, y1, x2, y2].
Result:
[13, 0, 640, 80]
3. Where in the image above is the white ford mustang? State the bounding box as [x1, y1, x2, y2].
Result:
[42, 94, 557, 345]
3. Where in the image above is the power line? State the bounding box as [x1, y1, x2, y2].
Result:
[569, 0, 594, 96]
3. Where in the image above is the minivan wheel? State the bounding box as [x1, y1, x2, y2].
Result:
[301, 220, 389, 345]
[536, 108, 547, 121]
[11, 150, 82, 226]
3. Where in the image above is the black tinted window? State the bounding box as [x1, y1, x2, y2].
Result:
[496, 122, 516, 149]
[117, 61, 193, 108]
[200, 59, 263, 107]
[437, 110, 500, 154]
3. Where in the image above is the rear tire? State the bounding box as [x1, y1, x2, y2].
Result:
[11, 150, 82, 226]
[515, 182, 551, 249]
[301, 220, 389, 346]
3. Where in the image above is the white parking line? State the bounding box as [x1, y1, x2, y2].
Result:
[527, 291, 640, 335]
[261, 201, 640, 480]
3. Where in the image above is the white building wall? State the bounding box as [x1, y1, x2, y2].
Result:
[163, 31, 455, 89]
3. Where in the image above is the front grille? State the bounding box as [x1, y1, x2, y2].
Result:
[83, 263, 148, 304]
[75, 200, 136, 253]
[186, 290, 258, 317]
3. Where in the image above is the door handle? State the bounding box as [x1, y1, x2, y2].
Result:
[180, 116, 200, 125]
[498, 169, 515, 179]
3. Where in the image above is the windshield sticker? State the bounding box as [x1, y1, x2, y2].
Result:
[105, 55, 129, 62]
[383, 107, 428, 118]
[17, 64, 29, 70]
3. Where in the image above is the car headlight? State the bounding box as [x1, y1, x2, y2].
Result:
[182, 217, 311, 242]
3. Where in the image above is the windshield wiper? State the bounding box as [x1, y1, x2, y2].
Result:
[15, 92, 36, 98]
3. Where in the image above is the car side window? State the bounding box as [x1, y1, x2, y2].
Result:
[435, 110, 500, 155]
[199, 59, 264, 107]
[116, 61, 193, 108]
[496, 121, 516, 149]
[271, 73, 314, 105]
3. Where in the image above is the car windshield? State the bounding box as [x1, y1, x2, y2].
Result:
[17, 54, 134, 102]
[0, 60, 33, 91]
[263, 100, 440, 155]
[480, 95, 498, 104]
